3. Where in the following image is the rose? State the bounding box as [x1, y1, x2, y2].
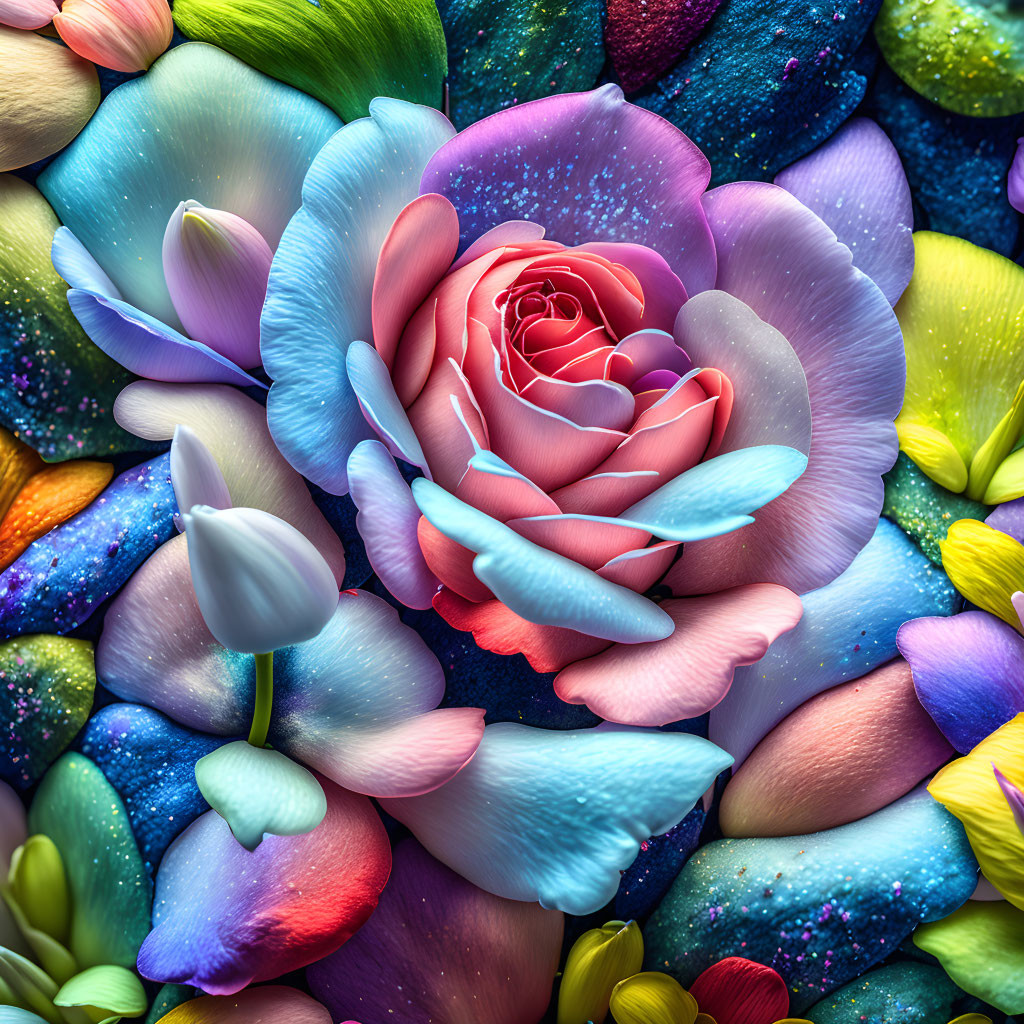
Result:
[261, 87, 908, 727]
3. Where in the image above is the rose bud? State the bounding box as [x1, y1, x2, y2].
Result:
[0, 0, 58, 29]
[170, 423, 231, 531]
[162, 200, 273, 369]
[557, 920, 643, 1024]
[181, 505, 338, 654]
[53, 0, 172, 72]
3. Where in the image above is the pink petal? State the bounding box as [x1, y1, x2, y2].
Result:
[605, 329, 692, 388]
[548, 470, 661, 517]
[451, 220, 552, 270]
[137, 778, 391, 995]
[372, 193, 460, 370]
[454, 453, 561, 521]
[156, 987, 332, 1023]
[0, 0, 57, 29]
[508, 514, 650, 570]
[554, 585, 803, 726]
[718, 659, 953, 836]
[597, 540, 678, 591]
[54, 0, 171, 72]
[434, 588, 611, 673]
[308, 840, 563, 1024]
[418, 517, 494, 602]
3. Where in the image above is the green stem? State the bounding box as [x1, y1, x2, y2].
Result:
[247, 651, 274, 748]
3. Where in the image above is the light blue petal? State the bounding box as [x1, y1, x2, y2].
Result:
[262, 98, 455, 494]
[382, 722, 734, 915]
[38, 43, 342, 330]
[411, 478, 675, 643]
[66, 289, 263, 388]
[620, 444, 807, 541]
[346, 340, 429, 474]
[709, 518, 960, 767]
[51, 227, 120, 297]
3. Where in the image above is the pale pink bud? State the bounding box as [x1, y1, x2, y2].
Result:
[0, 0, 58, 30]
[162, 201, 273, 370]
[53, 0, 172, 73]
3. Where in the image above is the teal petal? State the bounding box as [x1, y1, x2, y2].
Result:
[0, 1010, 50, 1024]
[38, 43, 342, 332]
[28, 753, 152, 970]
[142, 984, 200, 1024]
[411, 478, 675, 643]
[261, 97, 454, 494]
[805, 962, 960, 1024]
[194, 740, 327, 852]
[0, 634, 96, 789]
[643, 786, 977, 1012]
[382, 722, 733, 915]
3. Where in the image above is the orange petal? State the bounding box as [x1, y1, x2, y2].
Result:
[0, 460, 113, 568]
[0, 427, 43, 521]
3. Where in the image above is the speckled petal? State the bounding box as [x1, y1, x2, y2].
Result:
[709, 518, 957, 768]
[29, 753, 152, 970]
[382, 723, 733, 915]
[0, 635, 95, 789]
[113, 381, 345, 583]
[136, 777, 390, 995]
[775, 117, 914, 305]
[309, 840, 563, 1024]
[668, 183, 904, 597]
[421, 85, 716, 296]
[643, 785, 977, 1012]
[719, 659, 953, 836]
[151, 987, 331, 1024]
[897, 610, 1024, 752]
[0, 456, 175, 640]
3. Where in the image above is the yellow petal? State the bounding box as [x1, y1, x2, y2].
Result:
[0, 427, 43, 521]
[0, 459, 113, 569]
[948, 1016, 994, 1024]
[609, 971, 698, 1024]
[967, 379, 1024, 501]
[557, 920, 643, 1024]
[896, 232, 1024, 495]
[0, 25, 100, 172]
[928, 712, 1024, 910]
[896, 422, 968, 493]
[983, 445, 1024, 504]
[939, 518, 1024, 630]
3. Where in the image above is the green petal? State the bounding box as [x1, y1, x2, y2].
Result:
[0, 946, 61, 1023]
[556, 920, 644, 1024]
[896, 232, 1024, 500]
[54, 965, 147, 1017]
[939, 518, 1024, 629]
[882, 452, 989, 565]
[6, 834, 70, 945]
[193, 741, 327, 852]
[0, 635, 96, 789]
[28, 754, 152, 970]
[0, 175, 141, 461]
[875, 0, 1024, 116]
[0, 892, 77, 986]
[172, 0, 446, 121]
[915, 901, 1024, 1015]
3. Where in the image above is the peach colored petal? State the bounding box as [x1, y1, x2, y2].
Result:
[508, 514, 650, 570]
[417, 516, 494, 603]
[596, 540, 678, 591]
[550, 470, 661, 517]
[454, 455, 561, 521]
[54, 0, 172, 72]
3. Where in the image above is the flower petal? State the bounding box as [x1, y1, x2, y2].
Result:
[136, 777, 391, 995]
[555, 585, 802, 726]
[898, 610, 1024, 752]
[775, 118, 914, 305]
[421, 85, 716, 295]
[0, 0, 57, 29]
[153, 986, 332, 1024]
[412, 478, 675, 643]
[669, 182, 904, 595]
[38, 42, 341, 329]
[688, 957, 790, 1024]
[112, 381, 345, 583]
[308, 840, 564, 1024]
[381, 722, 733, 914]
[939, 518, 1024, 629]
[719, 658, 953, 837]
[709, 518, 959, 768]
[262, 97, 455, 494]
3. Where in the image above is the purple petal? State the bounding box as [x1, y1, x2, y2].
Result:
[421, 85, 716, 296]
[897, 611, 1024, 753]
[775, 117, 914, 305]
[307, 840, 564, 1024]
[994, 764, 1024, 837]
[347, 440, 439, 610]
[66, 288, 262, 387]
[667, 182, 904, 596]
[987, 496, 1024, 543]
[1009, 137, 1024, 214]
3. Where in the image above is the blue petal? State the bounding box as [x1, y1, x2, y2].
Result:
[51, 227, 121, 297]
[382, 722, 733, 915]
[67, 289, 263, 388]
[708, 518, 959, 767]
[262, 98, 455, 494]
[38, 43, 342, 329]
[411, 478, 675, 643]
[346, 341, 428, 474]
[643, 785, 977, 1012]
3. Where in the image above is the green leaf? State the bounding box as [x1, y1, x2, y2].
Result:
[28, 755, 151, 971]
[172, 0, 446, 122]
[54, 965, 146, 1017]
[914, 900, 1024, 1015]
[194, 740, 327, 851]
[0, 175, 143, 461]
